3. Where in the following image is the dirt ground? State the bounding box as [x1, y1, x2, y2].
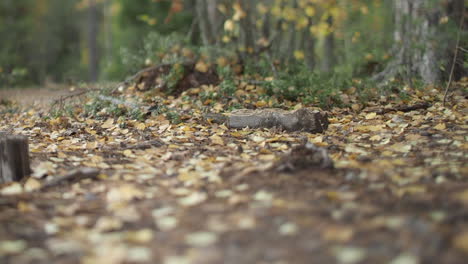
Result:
[0, 86, 467, 264]
[0, 86, 73, 107]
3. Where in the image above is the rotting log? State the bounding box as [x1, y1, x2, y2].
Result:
[0, 133, 31, 184]
[205, 108, 329, 133]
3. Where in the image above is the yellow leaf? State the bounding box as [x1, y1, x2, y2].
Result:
[136, 122, 146, 130]
[453, 231, 468, 253]
[434, 123, 446, 130]
[123, 149, 134, 158]
[195, 61, 209, 73]
[255, 101, 267, 107]
[305, 6, 315, 17]
[365, 112, 377, 120]
[294, 50, 305, 60]
[224, 19, 235, 31]
[257, 3, 268, 14]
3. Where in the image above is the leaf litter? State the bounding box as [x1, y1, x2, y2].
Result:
[0, 82, 467, 264]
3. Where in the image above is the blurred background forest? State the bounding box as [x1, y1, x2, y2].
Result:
[0, 0, 465, 88]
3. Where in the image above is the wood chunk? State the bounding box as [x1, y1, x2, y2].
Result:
[0, 134, 31, 184]
[206, 108, 328, 133]
[274, 141, 334, 171]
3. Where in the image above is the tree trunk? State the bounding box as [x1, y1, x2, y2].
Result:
[375, 0, 463, 84]
[195, 0, 214, 45]
[239, 0, 256, 54]
[304, 18, 316, 71]
[88, 0, 99, 82]
[321, 15, 335, 73]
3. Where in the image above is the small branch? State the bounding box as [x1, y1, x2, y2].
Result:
[50, 88, 96, 108]
[443, 14, 465, 106]
[40, 168, 99, 191]
[370, 102, 431, 115]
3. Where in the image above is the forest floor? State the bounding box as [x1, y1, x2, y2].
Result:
[0, 81, 467, 264]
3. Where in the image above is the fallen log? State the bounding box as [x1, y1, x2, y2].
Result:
[0, 133, 31, 184]
[205, 108, 329, 133]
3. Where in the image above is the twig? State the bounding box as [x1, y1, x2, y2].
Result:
[40, 168, 100, 190]
[371, 102, 431, 115]
[443, 13, 465, 106]
[50, 88, 96, 108]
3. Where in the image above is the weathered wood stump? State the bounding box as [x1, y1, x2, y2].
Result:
[205, 108, 329, 133]
[0, 133, 31, 184]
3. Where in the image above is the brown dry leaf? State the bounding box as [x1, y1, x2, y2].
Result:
[24, 177, 41, 192]
[195, 61, 209, 73]
[0, 183, 23, 195]
[389, 143, 412, 153]
[185, 231, 218, 247]
[94, 216, 123, 232]
[454, 189, 468, 205]
[453, 231, 468, 253]
[322, 226, 354, 242]
[178, 192, 207, 207]
[32, 161, 56, 178]
[210, 134, 224, 145]
[107, 184, 144, 203]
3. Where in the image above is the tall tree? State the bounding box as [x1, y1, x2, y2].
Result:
[88, 0, 100, 82]
[375, 0, 465, 84]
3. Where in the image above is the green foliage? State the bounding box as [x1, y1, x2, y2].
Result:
[103, 0, 192, 80]
[163, 63, 186, 94]
[253, 63, 373, 109]
[0, 99, 19, 115]
[104, 32, 190, 79]
[0, 0, 85, 87]
[219, 79, 237, 97]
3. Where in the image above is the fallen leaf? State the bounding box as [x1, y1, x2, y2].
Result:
[185, 231, 218, 247]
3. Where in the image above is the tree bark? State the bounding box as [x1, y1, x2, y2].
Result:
[375, 0, 464, 84]
[88, 0, 100, 82]
[195, 0, 214, 45]
[321, 15, 335, 73]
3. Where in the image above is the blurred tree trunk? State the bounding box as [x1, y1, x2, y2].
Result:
[321, 15, 335, 73]
[88, 0, 99, 82]
[239, 0, 256, 54]
[375, 0, 464, 84]
[195, 0, 214, 45]
[102, 0, 112, 68]
[304, 18, 316, 71]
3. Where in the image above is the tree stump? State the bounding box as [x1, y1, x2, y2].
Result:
[0, 133, 31, 184]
